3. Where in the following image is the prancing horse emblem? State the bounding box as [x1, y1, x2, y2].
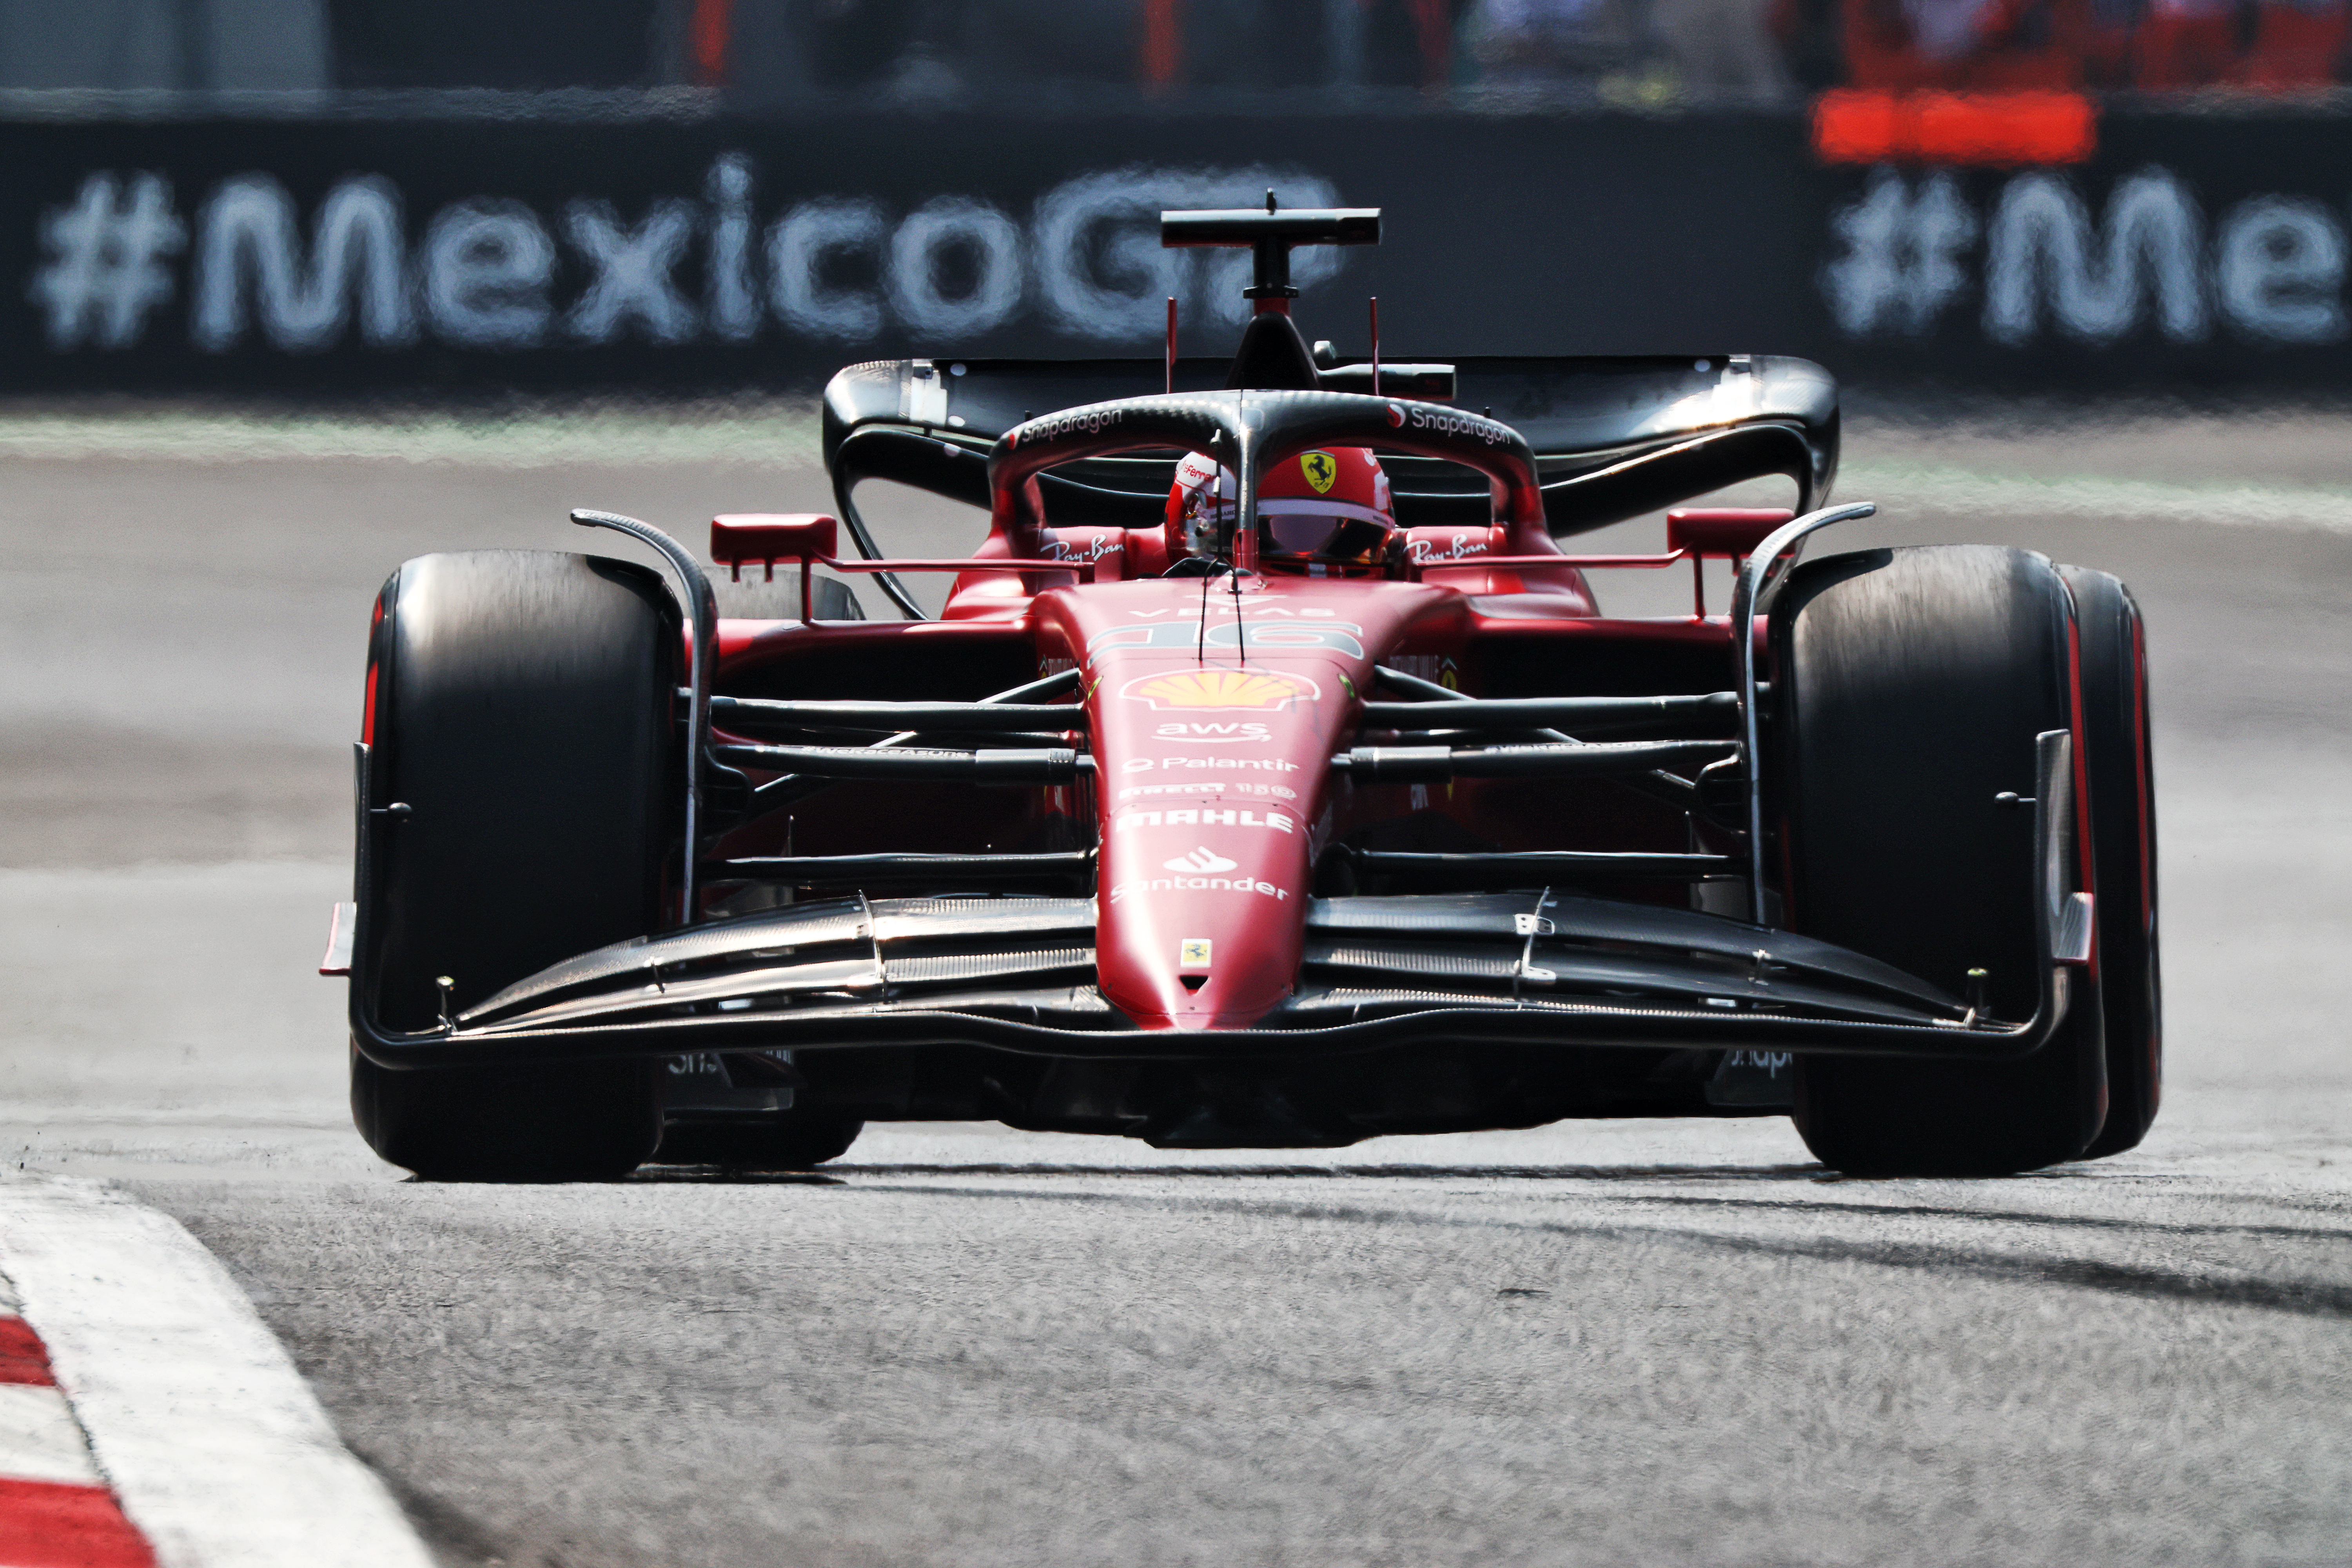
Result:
[1301, 450, 1337, 493]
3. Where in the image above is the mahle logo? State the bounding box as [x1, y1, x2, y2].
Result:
[1300, 450, 1337, 493]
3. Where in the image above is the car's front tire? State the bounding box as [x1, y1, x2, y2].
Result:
[2062, 565, 2161, 1158]
[351, 550, 675, 1181]
[1777, 544, 2107, 1177]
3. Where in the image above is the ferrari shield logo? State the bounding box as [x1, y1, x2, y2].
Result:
[1123, 668, 1321, 710]
[1300, 450, 1338, 493]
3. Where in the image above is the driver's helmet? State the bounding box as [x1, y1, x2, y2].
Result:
[1165, 449, 1237, 559]
[1259, 446, 1395, 566]
[1164, 446, 1396, 567]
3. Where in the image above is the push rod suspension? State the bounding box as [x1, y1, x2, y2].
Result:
[1359, 693, 1737, 733]
[716, 743, 1090, 784]
[706, 849, 1094, 885]
[712, 697, 1087, 734]
[1337, 739, 1738, 783]
[1346, 848, 1739, 881]
[1369, 664, 1701, 809]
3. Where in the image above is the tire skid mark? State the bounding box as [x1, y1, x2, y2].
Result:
[847, 1180, 2352, 1323]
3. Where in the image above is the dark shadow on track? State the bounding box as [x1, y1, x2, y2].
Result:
[627, 1166, 846, 1185]
[630, 1161, 2352, 1243]
[1605, 1191, 2352, 1245]
[810, 1179, 2352, 1323]
[821, 1162, 1831, 1182]
[346, 1442, 519, 1568]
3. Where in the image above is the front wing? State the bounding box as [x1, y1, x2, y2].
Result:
[349, 735, 2093, 1072]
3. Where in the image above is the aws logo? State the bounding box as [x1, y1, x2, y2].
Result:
[1299, 450, 1337, 494]
[1123, 669, 1321, 711]
[1156, 721, 1270, 744]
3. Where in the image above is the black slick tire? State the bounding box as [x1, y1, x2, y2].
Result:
[1778, 544, 2107, 1177]
[2062, 566, 2161, 1158]
[351, 550, 676, 1181]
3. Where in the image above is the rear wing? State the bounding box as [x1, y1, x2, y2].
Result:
[818, 353, 1838, 565]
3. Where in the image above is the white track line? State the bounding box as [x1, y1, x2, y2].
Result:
[0, 1176, 436, 1568]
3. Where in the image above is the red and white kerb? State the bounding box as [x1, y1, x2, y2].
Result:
[0, 1281, 156, 1568]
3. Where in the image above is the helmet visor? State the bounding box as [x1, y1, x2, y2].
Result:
[1259, 498, 1393, 561]
[1266, 511, 1347, 556]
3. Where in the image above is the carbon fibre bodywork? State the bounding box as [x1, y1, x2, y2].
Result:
[341, 217, 2112, 1147]
[350, 733, 2089, 1072]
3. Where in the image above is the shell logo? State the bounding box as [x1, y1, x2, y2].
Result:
[1123, 668, 1322, 711]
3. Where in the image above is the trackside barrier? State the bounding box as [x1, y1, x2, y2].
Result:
[11, 107, 2352, 392]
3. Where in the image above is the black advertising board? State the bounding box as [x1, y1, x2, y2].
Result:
[5, 105, 2350, 394]
[1813, 110, 2352, 390]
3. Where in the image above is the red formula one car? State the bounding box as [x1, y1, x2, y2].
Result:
[329, 204, 2160, 1180]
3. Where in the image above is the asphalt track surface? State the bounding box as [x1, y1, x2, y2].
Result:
[2, 401, 2348, 1566]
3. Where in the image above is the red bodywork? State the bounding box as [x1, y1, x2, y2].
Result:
[705, 498, 1777, 1036]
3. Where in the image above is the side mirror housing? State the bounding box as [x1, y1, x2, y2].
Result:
[711, 514, 839, 582]
[1666, 508, 1794, 562]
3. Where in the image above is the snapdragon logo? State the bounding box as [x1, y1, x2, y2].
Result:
[1011, 405, 1125, 445]
[1401, 406, 1515, 445]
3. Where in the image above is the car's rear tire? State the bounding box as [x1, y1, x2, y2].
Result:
[654, 1113, 866, 1170]
[2063, 566, 2161, 1158]
[351, 550, 676, 1181]
[1779, 545, 2107, 1177]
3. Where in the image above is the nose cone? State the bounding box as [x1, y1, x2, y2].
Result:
[1042, 575, 1441, 1032]
[1089, 663, 1347, 1030]
[1102, 802, 1312, 1027]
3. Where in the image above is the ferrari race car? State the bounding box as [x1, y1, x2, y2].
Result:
[328, 202, 2160, 1180]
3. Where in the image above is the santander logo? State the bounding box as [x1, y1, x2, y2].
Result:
[1163, 847, 1239, 874]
